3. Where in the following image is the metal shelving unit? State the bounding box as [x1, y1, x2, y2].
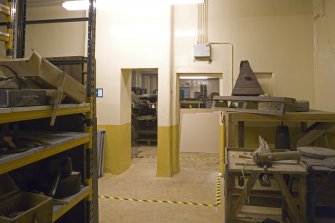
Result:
[0, 0, 98, 222]
[0, 104, 90, 124]
[0, 132, 90, 174]
[0, 0, 15, 58]
[52, 186, 90, 222]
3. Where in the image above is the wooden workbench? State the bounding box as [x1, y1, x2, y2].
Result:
[223, 110, 335, 148]
[225, 148, 307, 223]
[302, 157, 335, 223]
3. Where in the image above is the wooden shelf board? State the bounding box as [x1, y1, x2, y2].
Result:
[0, 103, 90, 124]
[52, 186, 90, 222]
[226, 110, 335, 123]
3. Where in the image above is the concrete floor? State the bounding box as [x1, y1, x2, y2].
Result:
[98, 146, 225, 223]
[98, 146, 335, 223]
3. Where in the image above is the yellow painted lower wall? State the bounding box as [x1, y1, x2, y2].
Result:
[244, 125, 301, 149]
[98, 123, 131, 175]
[171, 125, 180, 174]
[157, 125, 180, 177]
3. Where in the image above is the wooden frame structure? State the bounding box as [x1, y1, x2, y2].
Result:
[225, 148, 307, 222]
[223, 110, 335, 149]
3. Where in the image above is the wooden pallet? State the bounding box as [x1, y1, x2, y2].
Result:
[136, 138, 157, 145]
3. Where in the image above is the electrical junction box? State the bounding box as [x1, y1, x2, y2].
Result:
[193, 44, 211, 59]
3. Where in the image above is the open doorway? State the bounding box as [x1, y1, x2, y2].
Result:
[131, 69, 158, 156]
[177, 73, 222, 155]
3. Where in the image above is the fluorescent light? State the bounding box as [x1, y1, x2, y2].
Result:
[180, 76, 209, 79]
[62, 0, 89, 11]
[169, 0, 204, 5]
[97, 0, 203, 9]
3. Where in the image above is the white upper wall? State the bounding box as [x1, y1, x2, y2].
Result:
[173, 0, 315, 124]
[314, 0, 335, 111]
[25, 5, 86, 57]
[95, 1, 171, 125]
[24, 0, 317, 126]
[213, 0, 314, 102]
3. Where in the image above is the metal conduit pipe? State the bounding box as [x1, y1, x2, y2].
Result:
[204, 0, 208, 44]
[198, 3, 201, 44]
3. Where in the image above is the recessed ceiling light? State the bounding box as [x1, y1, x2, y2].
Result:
[169, 0, 204, 5]
[62, 0, 89, 11]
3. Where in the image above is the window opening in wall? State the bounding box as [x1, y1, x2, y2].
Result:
[131, 69, 158, 155]
[179, 75, 220, 109]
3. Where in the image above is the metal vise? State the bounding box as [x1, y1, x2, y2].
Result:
[253, 151, 302, 168]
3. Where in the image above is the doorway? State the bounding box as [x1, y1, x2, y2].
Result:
[177, 73, 223, 155]
[131, 69, 158, 157]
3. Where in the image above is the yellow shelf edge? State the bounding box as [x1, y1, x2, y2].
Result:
[0, 105, 90, 124]
[0, 3, 10, 15]
[52, 186, 90, 222]
[0, 136, 90, 174]
[0, 32, 10, 42]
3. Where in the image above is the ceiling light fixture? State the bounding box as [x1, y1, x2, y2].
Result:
[64, 0, 204, 10]
[169, 0, 204, 5]
[180, 76, 209, 80]
[62, 0, 89, 11]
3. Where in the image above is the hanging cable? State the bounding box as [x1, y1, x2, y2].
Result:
[0, 65, 22, 89]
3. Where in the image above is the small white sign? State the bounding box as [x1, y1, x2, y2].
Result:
[96, 88, 103, 98]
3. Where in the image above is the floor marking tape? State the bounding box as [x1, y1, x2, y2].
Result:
[99, 174, 222, 208]
[216, 174, 221, 207]
[99, 195, 216, 207]
[132, 155, 217, 162]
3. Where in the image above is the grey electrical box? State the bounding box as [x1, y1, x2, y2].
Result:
[193, 44, 211, 59]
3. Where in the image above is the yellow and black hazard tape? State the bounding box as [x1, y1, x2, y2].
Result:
[131, 155, 156, 159]
[99, 174, 222, 208]
[180, 157, 218, 162]
[216, 174, 221, 207]
[99, 195, 216, 207]
[132, 155, 217, 162]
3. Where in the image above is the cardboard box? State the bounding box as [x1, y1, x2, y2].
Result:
[0, 174, 52, 223]
[0, 52, 86, 103]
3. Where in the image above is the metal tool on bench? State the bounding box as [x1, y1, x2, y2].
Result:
[238, 151, 302, 168]
[253, 151, 302, 168]
[239, 136, 302, 168]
